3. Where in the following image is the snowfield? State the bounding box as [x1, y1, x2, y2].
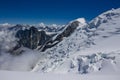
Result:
[0, 70, 120, 80]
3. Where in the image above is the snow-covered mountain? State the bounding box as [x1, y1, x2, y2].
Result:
[31, 18, 92, 72]
[0, 8, 120, 75]
[31, 8, 120, 74]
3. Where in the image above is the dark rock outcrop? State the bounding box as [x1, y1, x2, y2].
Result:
[54, 21, 79, 41]
[15, 26, 54, 50]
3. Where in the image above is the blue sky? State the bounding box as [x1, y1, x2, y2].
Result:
[0, 0, 120, 24]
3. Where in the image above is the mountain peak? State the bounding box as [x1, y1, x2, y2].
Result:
[68, 18, 87, 29]
[99, 8, 120, 18]
[89, 8, 120, 28]
[0, 23, 13, 27]
[75, 18, 86, 24]
[70, 18, 86, 25]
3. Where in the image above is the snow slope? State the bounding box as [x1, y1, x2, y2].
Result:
[79, 8, 120, 54]
[0, 70, 120, 80]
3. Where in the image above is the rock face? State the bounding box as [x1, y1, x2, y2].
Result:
[13, 20, 80, 52]
[15, 26, 54, 51]
[54, 21, 80, 41]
